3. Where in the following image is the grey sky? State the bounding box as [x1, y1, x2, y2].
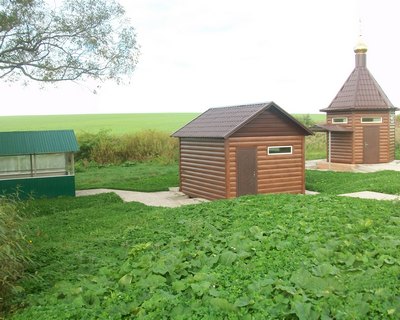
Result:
[1, 0, 399, 116]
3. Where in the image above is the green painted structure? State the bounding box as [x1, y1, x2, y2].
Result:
[0, 130, 79, 198]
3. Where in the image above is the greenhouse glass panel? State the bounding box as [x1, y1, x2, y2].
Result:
[0, 155, 31, 176]
[35, 153, 67, 174]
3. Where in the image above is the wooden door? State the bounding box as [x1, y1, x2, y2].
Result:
[236, 147, 257, 196]
[363, 126, 380, 163]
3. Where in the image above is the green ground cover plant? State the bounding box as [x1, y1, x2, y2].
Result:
[306, 170, 400, 195]
[0, 197, 30, 312]
[75, 162, 178, 192]
[5, 193, 400, 319]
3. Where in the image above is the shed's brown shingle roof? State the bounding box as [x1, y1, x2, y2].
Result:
[321, 49, 397, 112]
[172, 101, 312, 138]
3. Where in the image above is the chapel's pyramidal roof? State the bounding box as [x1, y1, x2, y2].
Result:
[321, 36, 396, 112]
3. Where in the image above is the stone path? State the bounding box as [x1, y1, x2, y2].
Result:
[76, 187, 208, 208]
[306, 190, 400, 201]
[339, 191, 400, 201]
[306, 159, 400, 173]
[77, 187, 400, 207]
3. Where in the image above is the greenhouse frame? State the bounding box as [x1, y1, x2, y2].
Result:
[0, 130, 79, 198]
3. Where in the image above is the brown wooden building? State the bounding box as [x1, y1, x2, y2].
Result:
[172, 102, 313, 200]
[317, 39, 398, 164]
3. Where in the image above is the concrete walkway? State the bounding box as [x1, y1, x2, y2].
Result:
[306, 159, 400, 173]
[77, 187, 400, 207]
[339, 191, 400, 201]
[76, 187, 208, 208]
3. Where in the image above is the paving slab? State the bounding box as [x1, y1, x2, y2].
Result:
[339, 191, 400, 201]
[305, 190, 320, 195]
[76, 188, 208, 208]
[306, 159, 400, 173]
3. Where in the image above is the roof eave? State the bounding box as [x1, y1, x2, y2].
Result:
[320, 106, 399, 112]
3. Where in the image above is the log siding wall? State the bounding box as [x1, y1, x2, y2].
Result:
[330, 132, 353, 163]
[327, 111, 394, 164]
[227, 136, 305, 198]
[179, 138, 226, 200]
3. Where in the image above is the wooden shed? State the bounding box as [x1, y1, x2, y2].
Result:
[0, 130, 79, 198]
[317, 39, 398, 164]
[172, 102, 313, 200]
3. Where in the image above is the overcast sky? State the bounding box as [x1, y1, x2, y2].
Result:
[1, 0, 399, 116]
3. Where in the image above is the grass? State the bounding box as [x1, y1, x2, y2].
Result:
[74, 161, 400, 197]
[75, 161, 400, 197]
[5, 193, 400, 319]
[0, 113, 200, 134]
[306, 170, 400, 195]
[75, 162, 179, 192]
[0, 113, 325, 135]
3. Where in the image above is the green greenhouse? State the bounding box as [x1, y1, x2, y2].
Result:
[0, 130, 79, 198]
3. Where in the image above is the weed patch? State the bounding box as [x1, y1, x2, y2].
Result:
[6, 194, 400, 319]
[0, 197, 30, 312]
[76, 130, 178, 165]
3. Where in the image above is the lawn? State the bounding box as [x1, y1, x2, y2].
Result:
[74, 162, 400, 196]
[75, 162, 179, 192]
[306, 170, 400, 195]
[5, 193, 400, 319]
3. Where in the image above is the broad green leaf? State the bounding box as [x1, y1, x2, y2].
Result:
[209, 287, 220, 297]
[387, 309, 396, 316]
[312, 263, 339, 277]
[275, 284, 297, 295]
[118, 274, 132, 288]
[234, 296, 254, 307]
[210, 298, 236, 312]
[292, 301, 312, 320]
[72, 295, 85, 307]
[219, 251, 237, 266]
[152, 262, 169, 275]
[190, 281, 211, 297]
[138, 274, 166, 289]
[249, 226, 264, 240]
[172, 280, 187, 292]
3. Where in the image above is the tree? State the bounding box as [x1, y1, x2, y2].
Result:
[0, 0, 139, 83]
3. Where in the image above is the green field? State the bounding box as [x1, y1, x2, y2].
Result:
[0, 113, 325, 134]
[0, 113, 200, 134]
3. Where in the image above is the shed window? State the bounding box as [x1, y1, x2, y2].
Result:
[361, 117, 382, 123]
[332, 117, 348, 124]
[268, 146, 293, 155]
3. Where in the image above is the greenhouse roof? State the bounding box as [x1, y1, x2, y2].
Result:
[0, 130, 79, 156]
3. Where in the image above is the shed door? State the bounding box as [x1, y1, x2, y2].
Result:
[236, 147, 257, 197]
[363, 126, 380, 164]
